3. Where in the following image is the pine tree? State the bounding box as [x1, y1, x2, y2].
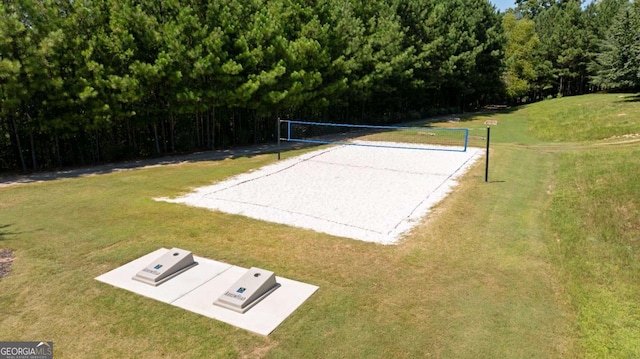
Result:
[592, 3, 640, 90]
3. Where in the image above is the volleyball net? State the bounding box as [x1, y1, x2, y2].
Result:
[278, 120, 469, 153]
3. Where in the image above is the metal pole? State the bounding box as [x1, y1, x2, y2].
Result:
[485, 126, 490, 182]
[277, 118, 281, 160]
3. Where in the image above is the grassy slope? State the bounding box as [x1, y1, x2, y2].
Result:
[0, 93, 638, 358]
[513, 93, 640, 358]
[548, 148, 640, 357]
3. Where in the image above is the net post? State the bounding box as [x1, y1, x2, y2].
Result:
[277, 118, 281, 160]
[485, 126, 491, 182]
[464, 128, 469, 151]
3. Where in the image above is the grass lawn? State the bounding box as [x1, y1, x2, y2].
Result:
[0, 94, 638, 358]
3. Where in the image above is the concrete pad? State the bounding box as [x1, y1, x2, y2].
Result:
[96, 248, 232, 303]
[95, 248, 319, 336]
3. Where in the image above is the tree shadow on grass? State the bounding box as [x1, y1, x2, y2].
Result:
[0, 224, 19, 241]
[0, 141, 314, 188]
[0, 107, 522, 188]
[617, 93, 640, 103]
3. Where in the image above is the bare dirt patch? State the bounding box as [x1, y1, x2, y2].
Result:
[607, 133, 640, 140]
[0, 248, 14, 280]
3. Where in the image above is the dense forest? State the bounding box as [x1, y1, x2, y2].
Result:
[1, 0, 638, 172]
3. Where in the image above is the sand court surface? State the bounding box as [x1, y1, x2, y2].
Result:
[158, 141, 483, 244]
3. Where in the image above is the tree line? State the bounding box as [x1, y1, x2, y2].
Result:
[0, 0, 637, 172]
[503, 0, 640, 101]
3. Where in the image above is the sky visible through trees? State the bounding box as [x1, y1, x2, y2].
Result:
[491, 0, 517, 12]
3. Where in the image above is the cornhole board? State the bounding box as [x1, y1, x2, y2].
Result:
[213, 267, 280, 313]
[132, 247, 198, 286]
[96, 248, 229, 303]
[95, 248, 319, 335]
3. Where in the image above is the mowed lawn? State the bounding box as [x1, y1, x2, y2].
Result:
[0, 93, 638, 358]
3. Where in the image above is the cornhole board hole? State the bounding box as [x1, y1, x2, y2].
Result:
[132, 247, 198, 286]
[213, 267, 280, 313]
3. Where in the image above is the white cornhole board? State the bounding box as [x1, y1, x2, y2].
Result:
[213, 267, 280, 313]
[95, 248, 319, 335]
[96, 248, 230, 303]
[172, 266, 317, 335]
[132, 247, 198, 286]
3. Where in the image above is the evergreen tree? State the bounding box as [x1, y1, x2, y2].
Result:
[534, 0, 592, 96]
[0, 0, 512, 172]
[592, 3, 640, 90]
[0, 2, 29, 170]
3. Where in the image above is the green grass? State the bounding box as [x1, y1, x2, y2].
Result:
[0, 93, 639, 358]
[524, 93, 640, 141]
[547, 148, 640, 357]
